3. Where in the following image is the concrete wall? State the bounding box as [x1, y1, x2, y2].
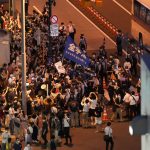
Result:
[141, 55, 150, 150]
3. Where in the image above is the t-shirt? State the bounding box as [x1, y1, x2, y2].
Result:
[89, 99, 97, 109]
[2, 131, 10, 143]
[82, 103, 90, 113]
[24, 145, 32, 150]
[104, 126, 112, 137]
[63, 117, 70, 127]
[13, 142, 22, 150]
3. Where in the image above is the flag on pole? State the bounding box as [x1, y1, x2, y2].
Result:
[64, 36, 90, 67]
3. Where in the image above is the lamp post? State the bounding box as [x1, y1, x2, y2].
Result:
[21, 0, 27, 114]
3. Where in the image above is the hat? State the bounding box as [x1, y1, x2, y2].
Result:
[41, 84, 46, 89]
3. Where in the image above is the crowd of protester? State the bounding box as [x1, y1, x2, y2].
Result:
[0, 2, 141, 150]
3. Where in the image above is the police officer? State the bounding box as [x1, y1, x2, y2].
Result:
[116, 30, 123, 56]
[79, 34, 87, 52]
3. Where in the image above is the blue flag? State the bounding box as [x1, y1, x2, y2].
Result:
[64, 36, 90, 67]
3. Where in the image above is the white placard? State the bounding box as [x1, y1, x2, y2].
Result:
[54, 61, 66, 74]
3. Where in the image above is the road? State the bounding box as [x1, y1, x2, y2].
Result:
[28, 122, 140, 150]
[90, 0, 132, 34]
[14, 0, 140, 150]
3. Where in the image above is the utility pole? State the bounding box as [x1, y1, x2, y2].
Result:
[48, 0, 56, 61]
[48, 0, 56, 145]
[21, 0, 27, 114]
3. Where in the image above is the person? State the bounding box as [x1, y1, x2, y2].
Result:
[138, 32, 143, 49]
[20, 111, 28, 139]
[123, 90, 130, 119]
[89, 92, 98, 126]
[63, 113, 72, 145]
[1, 127, 11, 150]
[131, 51, 138, 76]
[24, 142, 32, 150]
[41, 117, 48, 146]
[59, 22, 66, 36]
[13, 138, 22, 150]
[69, 98, 79, 128]
[25, 123, 33, 145]
[51, 115, 61, 144]
[32, 122, 39, 143]
[37, 112, 43, 141]
[98, 57, 108, 85]
[116, 30, 122, 56]
[129, 91, 139, 120]
[95, 103, 103, 133]
[57, 107, 64, 137]
[79, 34, 87, 52]
[14, 113, 21, 138]
[104, 122, 114, 150]
[67, 21, 76, 40]
[111, 93, 123, 122]
[99, 45, 107, 59]
[50, 135, 57, 150]
[81, 98, 90, 128]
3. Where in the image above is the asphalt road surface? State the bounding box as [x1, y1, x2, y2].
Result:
[90, 0, 132, 33]
[26, 122, 140, 150]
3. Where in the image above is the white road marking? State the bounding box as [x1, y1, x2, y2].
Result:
[33, 5, 43, 15]
[112, 0, 132, 16]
